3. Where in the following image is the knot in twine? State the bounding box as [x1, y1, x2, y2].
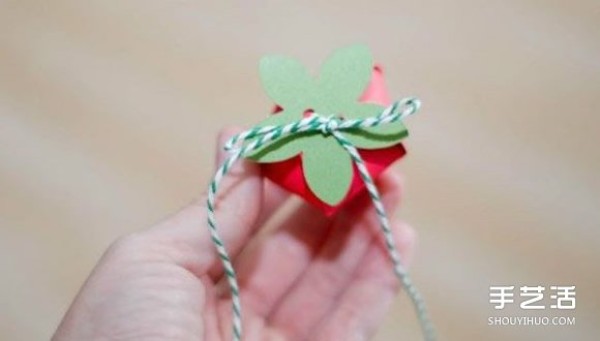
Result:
[318, 115, 342, 136]
[207, 97, 435, 341]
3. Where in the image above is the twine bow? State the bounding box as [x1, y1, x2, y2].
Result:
[207, 97, 436, 341]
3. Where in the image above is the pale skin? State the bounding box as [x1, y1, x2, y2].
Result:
[53, 128, 417, 341]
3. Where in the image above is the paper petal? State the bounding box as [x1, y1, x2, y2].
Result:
[317, 45, 373, 109]
[302, 138, 353, 205]
[248, 133, 314, 163]
[259, 55, 315, 111]
[343, 122, 409, 150]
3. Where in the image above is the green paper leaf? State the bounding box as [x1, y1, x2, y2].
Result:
[341, 102, 383, 120]
[248, 132, 315, 163]
[344, 122, 408, 149]
[246, 109, 312, 162]
[317, 45, 373, 108]
[249, 45, 408, 204]
[302, 139, 353, 205]
[336, 103, 408, 149]
[259, 55, 315, 110]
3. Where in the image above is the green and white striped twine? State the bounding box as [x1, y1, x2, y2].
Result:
[207, 97, 436, 341]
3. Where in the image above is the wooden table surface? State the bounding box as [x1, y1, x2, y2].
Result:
[1, 1, 599, 340]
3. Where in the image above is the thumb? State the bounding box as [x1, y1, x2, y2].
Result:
[143, 126, 264, 277]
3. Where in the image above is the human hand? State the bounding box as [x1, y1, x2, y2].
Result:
[53, 128, 416, 341]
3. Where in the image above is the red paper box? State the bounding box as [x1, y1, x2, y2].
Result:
[261, 66, 406, 216]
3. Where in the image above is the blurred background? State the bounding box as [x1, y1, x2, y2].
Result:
[1, 1, 599, 340]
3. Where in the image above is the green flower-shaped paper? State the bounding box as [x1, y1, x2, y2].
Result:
[248, 45, 408, 205]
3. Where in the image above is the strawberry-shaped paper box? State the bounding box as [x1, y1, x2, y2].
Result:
[208, 46, 433, 341]
[248, 45, 411, 215]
